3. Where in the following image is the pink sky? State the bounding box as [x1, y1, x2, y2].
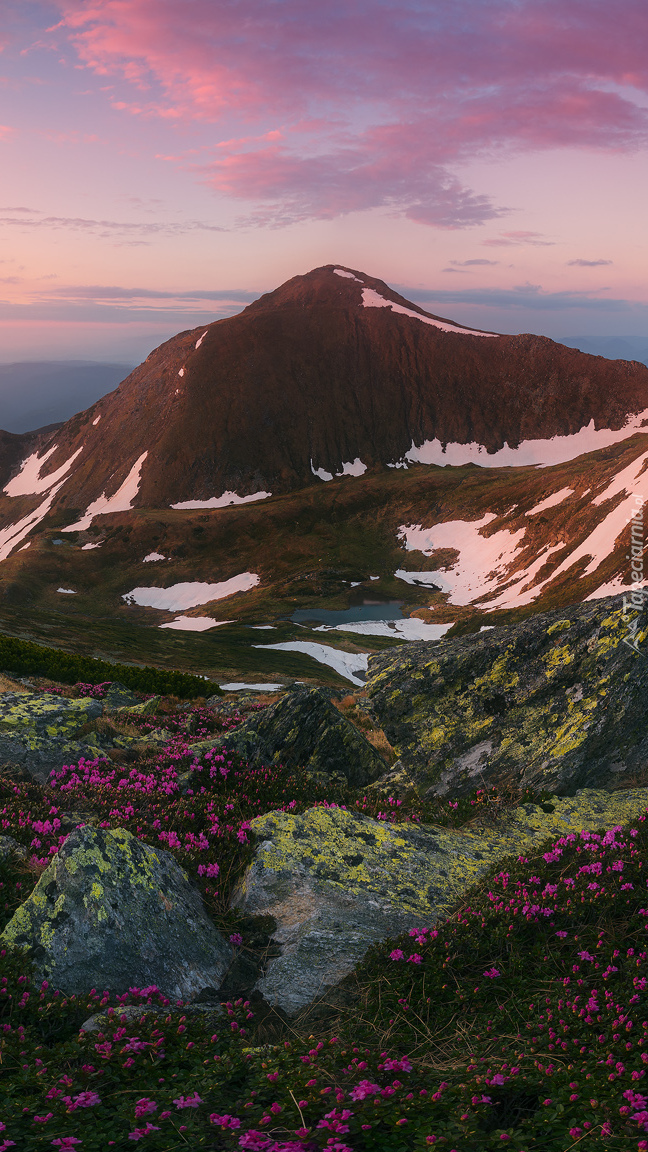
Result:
[1, 0, 648, 361]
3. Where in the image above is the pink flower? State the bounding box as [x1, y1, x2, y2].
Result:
[382, 1058, 412, 1072]
[61, 1092, 101, 1111]
[238, 1134, 271, 1150]
[407, 953, 422, 964]
[349, 1080, 381, 1101]
[211, 1115, 241, 1129]
[34, 1115, 54, 1124]
[134, 1099, 157, 1118]
[0, 1143, 16, 1151]
[128, 1125, 160, 1141]
[390, 949, 405, 961]
[51, 1141, 83, 1150]
[173, 1092, 202, 1109]
[230, 933, 243, 945]
[483, 967, 500, 979]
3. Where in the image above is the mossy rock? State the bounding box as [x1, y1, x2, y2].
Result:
[1, 825, 233, 999]
[114, 695, 162, 715]
[367, 596, 648, 798]
[231, 787, 648, 1015]
[221, 685, 385, 786]
[0, 691, 104, 782]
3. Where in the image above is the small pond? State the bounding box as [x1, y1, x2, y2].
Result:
[291, 599, 405, 626]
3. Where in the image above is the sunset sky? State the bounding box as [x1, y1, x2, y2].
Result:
[2, 0, 648, 362]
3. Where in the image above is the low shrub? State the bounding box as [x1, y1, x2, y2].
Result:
[0, 686, 646, 1150]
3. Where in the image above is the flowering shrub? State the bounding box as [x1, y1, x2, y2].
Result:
[0, 685, 647, 1148]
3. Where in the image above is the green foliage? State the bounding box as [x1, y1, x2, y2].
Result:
[0, 633, 216, 698]
[0, 688, 647, 1149]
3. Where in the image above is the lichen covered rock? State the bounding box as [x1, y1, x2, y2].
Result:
[0, 691, 104, 782]
[232, 788, 648, 1015]
[367, 597, 648, 798]
[0, 825, 233, 1000]
[221, 685, 385, 786]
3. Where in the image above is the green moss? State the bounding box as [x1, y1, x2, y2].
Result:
[547, 619, 572, 634]
[244, 789, 648, 920]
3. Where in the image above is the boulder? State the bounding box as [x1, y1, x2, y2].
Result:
[0, 691, 104, 783]
[220, 685, 385, 786]
[0, 825, 233, 1000]
[114, 695, 162, 715]
[367, 598, 648, 799]
[0, 834, 27, 860]
[101, 682, 139, 710]
[231, 788, 648, 1016]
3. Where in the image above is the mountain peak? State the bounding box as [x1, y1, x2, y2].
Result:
[2, 264, 648, 555]
[245, 264, 498, 336]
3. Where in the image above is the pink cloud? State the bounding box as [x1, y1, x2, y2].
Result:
[50, 0, 648, 226]
[0, 125, 15, 141]
[484, 231, 556, 247]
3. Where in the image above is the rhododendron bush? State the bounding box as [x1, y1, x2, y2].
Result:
[0, 687, 647, 1149]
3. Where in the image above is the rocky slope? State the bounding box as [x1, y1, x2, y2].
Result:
[367, 597, 648, 799]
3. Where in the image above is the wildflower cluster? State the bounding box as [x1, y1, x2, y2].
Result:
[1, 684, 648, 1149]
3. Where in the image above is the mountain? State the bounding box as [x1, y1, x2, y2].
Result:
[0, 361, 135, 434]
[1, 264, 648, 686]
[3, 265, 648, 529]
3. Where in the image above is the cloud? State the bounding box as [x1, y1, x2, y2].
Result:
[399, 283, 639, 312]
[450, 259, 500, 266]
[0, 208, 226, 238]
[45, 285, 256, 302]
[49, 0, 648, 227]
[0, 126, 14, 141]
[483, 231, 555, 247]
[567, 258, 613, 266]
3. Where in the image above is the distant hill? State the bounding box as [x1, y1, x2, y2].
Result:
[560, 336, 648, 366]
[0, 361, 135, 434]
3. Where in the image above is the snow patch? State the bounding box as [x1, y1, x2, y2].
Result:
[123, 572, 259, 611]
[18, 542, 30, 551]
[339, 458, 367, 477]
[333, 268, 363, 282]
[0, 482, 67, 561]
[477, 542, 568, 610]
[81, 542, 102, 550]
[57, 587, 77, 595]
[394, 569, 446, 588]
[397, 410, 648, 470]
[310, 458, 366, 482]
[361, 287, 497, 337]
[143, 552, 166, 562]
[4, 445, 84, 497]
[178, 367, 185, 377]
[316, 619, 454, 642]
[538, 450, 648, 584]
[398, 517, 526, 606]
[585, 578, 630, 600]
[92, 415, 101, 426]
[171, 491, 272, 510]
[310, 461, 334, 482]
[195, 331, 207, 349]
[526, 488, 574, 515]
[254, 641, 368, 687]
[159, 616, 235, 631]
[62, 453, 148, 532]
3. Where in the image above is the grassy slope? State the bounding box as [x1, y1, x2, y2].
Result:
[0, 436, 646, 680]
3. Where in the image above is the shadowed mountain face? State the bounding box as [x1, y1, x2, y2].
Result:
[3, 265, 648, 525]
